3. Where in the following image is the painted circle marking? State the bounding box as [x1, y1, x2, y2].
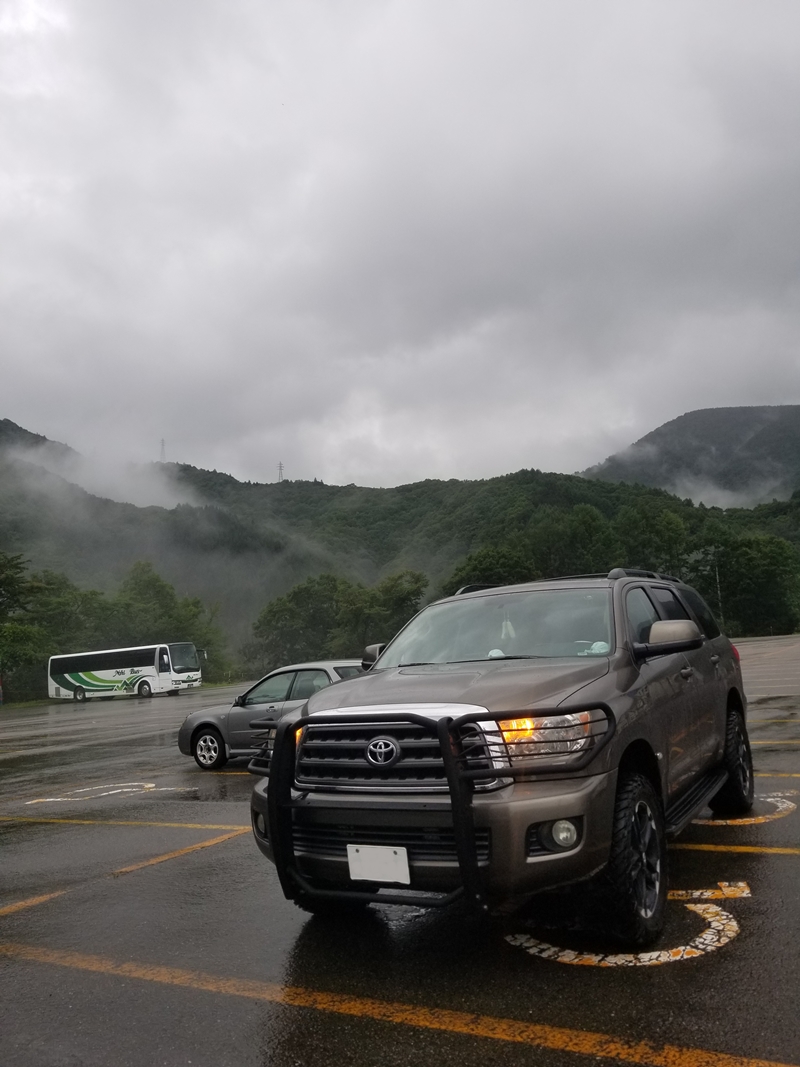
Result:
[507, 904, 739, 967]
[506, 883, 749, 967]
[693, 791, 797, 826]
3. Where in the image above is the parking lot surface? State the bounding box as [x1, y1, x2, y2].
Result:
[2, 644, 800, 1067]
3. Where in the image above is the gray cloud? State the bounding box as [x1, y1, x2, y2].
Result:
[2, 0, 800, 492]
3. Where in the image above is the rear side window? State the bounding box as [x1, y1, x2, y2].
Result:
[625, 588, 660, 643]
[680, 587, 722, 639]
[649, 587, 690, 621]
[290, 669, 332, 701]
[245, 672, 295, 705]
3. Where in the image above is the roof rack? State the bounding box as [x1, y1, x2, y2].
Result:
[607, 568, 682, 583]
[454, 584, 500, 595]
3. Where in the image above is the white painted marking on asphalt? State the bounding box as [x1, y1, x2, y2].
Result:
[25, 782, 195, 804]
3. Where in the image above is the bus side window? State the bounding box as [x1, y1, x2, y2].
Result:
[158, 648, 170, 673]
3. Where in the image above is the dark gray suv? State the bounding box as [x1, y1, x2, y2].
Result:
[249, 570, 752, 947]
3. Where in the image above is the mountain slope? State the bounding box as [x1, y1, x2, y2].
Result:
[584, 406, 800, 506]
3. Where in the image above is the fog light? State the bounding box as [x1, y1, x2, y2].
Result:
[254, 812, 266, 836]
[551, 819, 578, 849]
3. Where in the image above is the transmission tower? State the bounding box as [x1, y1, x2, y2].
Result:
[277, 461, 284, 483]
[159, 439, 166, 463]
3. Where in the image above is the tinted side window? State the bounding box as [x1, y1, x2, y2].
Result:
[649, 587, 690, 621]
[680, 587, 721, 639]
[625, 588, 660, 643]
[245, 672, 295, 705]
[290, 669, 331, 701]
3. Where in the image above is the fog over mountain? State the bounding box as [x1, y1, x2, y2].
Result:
[583, 406, 800, 507]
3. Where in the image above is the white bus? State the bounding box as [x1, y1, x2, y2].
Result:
[48, 642, 203, 701]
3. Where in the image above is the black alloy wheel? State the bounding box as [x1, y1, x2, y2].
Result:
[73, 687, 86, 703]
[193, 728, 227, 770]
[603, 771, 667, 948]
[709, 710, 754, 816]
[138, 680, 153, 699]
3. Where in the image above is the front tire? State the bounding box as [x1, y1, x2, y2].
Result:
[73, 687, 86, 703]
[193, 728, 227, 770]
[138, 680, 153, 699]
[709, 709, 754, 816]
[603, 772, 667, 948]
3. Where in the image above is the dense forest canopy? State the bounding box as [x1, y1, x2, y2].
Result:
[2, 413, 800, 702]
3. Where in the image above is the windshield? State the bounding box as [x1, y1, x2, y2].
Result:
[379, 589, 613, 667]
[168, 643, 200, 673]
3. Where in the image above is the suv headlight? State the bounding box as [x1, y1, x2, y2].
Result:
[497, 710, 607, 759]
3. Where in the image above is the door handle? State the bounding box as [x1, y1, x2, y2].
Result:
[710, 655, 720, 665]
[680, 667, 694, 679]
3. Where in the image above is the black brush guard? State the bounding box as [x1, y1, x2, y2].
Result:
[260, 704, 615, 911]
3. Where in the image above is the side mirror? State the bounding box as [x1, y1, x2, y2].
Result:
[233, 694, 245, 707]
[361, 643, 387, 671]
[633, 619, 703, 660]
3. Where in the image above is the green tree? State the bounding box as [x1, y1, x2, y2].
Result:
[441, 546, 537, 597]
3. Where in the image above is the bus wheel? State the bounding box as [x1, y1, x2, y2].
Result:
[138, 680, 153, 699]
[74, 687, 86, 703]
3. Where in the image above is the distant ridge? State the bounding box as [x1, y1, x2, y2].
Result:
[583, 406, 800, 506]
[0, 417, 77, 462]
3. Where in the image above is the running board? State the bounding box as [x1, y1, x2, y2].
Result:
[665, 769, 729, 835]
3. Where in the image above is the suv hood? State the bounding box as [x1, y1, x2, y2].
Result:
[306, 658, 610, 716]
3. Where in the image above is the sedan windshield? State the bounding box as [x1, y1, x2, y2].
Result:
[168, 643, 200, 673]
[379, 589, 613, 667]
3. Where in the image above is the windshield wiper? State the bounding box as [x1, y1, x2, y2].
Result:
[397, 661, 434, 667]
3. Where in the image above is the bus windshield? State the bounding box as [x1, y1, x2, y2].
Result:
[168, 643, 200, 673]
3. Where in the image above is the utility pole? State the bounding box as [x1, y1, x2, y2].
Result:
[159, 439, 166, 463]
[277, 461, 284, 483]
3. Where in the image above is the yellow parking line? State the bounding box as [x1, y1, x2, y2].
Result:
[0, 892, 67, 917]
[749, 720, 798, 724]
[0, 816, 249, 830]
[755, 773, 800, 778]
[113, 830, 249, 875]
[750, 741, 800, 745]
[671, 844, 800, 856]
[0, 941, 795, 1067]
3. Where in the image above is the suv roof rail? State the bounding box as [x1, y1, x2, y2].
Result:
[607, 567, 683, 583]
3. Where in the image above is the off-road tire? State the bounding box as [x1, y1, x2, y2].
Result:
[138, 680, 152, 699]
[603, 771, 667, 948]
[192, 728, 227, 770]
[709, 709, 754, 816]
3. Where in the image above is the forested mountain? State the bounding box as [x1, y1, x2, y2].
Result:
[584, 406, 800, 506]
[2, 414, 800, 701]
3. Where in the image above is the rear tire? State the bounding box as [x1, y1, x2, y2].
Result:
[73, 687, 86, 703]
[138, 680, 152, 699]
[193, 728, 227, 770]
[709, 709, 754, 816]
[602, 772, 667, 948]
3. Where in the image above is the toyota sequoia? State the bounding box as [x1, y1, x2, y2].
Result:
[248, 570, 753, 947]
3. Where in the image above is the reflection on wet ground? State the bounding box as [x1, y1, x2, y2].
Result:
[2, 652, 800, 1067]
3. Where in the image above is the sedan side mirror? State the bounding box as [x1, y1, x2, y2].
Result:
[361, 643, 387, 671]
[633, 619, 703, 660]
[233, 694, 245, 707]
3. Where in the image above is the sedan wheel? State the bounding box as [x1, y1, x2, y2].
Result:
[193, 729, 227, 770]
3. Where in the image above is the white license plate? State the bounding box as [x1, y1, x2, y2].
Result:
[346, 844, 410, 885]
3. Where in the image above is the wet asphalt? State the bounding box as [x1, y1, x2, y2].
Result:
[1, 646, 800, 1067]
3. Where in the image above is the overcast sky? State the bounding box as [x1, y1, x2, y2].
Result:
[2, 0, 800, 489]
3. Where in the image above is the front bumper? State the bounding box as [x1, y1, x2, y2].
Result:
[250, 707, 617, 909]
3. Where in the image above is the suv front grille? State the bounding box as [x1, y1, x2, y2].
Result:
[295, 720, 496, 792]
[293, 823, 491, 865]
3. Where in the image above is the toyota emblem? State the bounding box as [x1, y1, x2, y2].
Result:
[365, 736, 401, 767]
